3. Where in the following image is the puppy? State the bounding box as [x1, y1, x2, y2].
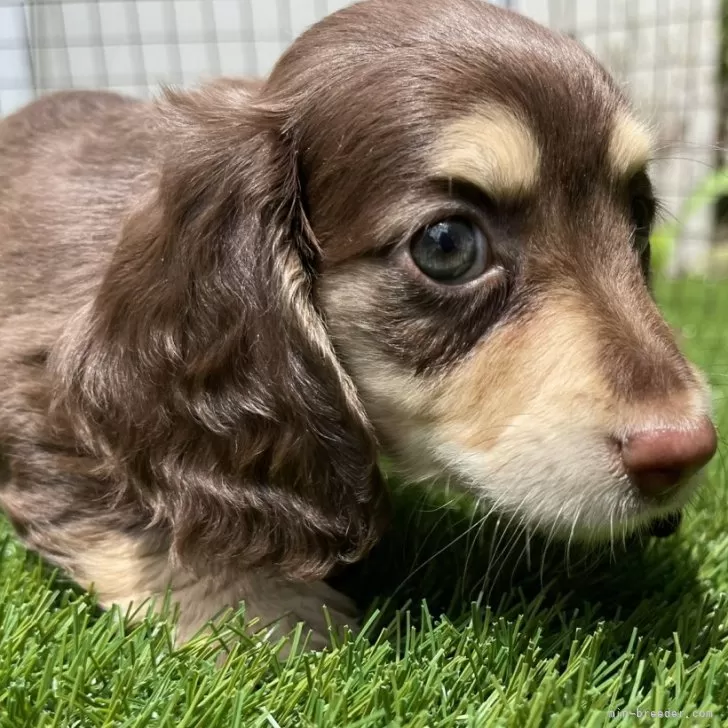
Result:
[0, 0, 717, 647]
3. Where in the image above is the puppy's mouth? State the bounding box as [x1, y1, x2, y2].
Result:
[647, 510, 682, 538]
[424, 418, 715, 546]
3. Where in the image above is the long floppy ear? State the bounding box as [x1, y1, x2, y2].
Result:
[51, 82, 388, 580]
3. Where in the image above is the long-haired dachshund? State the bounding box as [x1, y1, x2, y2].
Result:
[0, 0, 717, 647]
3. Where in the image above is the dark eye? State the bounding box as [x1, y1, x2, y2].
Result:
[631, 195, 653, 251]
[409, 217, 489, 283]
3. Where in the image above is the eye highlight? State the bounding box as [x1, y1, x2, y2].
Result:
[409, 217, 489, 284]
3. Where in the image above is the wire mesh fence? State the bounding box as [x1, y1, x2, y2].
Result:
[545, 0, 720, 277]
[1, 0, 726, 305]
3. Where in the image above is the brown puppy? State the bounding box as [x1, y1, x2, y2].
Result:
[0, 0, 717, 647]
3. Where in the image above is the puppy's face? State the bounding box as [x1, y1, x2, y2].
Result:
[268, 0, 716, 541]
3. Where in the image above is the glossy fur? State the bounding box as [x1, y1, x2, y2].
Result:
[0, 0, 714, 644]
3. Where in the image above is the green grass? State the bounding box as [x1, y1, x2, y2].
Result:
[2, 279, 728, 728]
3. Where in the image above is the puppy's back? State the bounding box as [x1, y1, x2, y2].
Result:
[0, 91, 159, 324]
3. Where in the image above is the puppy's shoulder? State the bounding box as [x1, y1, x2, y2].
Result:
[0, 90, 143, 140]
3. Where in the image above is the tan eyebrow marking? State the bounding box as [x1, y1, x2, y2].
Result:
[608, 111, 654, 178]
[430, 104, 541, 197]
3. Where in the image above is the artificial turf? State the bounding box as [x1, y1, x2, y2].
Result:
[1, 279, 727, 728]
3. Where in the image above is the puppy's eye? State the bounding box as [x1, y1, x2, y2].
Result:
[631, 195, 653, 249]
[410, 218, 488, 283]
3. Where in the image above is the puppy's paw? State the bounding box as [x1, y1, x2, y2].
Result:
[272, 579, 360, 652]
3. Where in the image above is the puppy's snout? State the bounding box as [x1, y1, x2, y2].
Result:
[621, 417, 717, 497]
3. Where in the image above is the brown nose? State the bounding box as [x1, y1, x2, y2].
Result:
[622, 417, 718, 497]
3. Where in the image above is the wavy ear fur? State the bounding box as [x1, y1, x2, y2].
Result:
[51, 82, 388, 580]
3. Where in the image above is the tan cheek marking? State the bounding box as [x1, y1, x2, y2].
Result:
[434, 294, 706, 450]
[320, 266, 606, 457]
[431, 105, 541, 197]
[434, 296, 609, 451]
[318, 265, 440, 464]
[608, 111, 653, 178]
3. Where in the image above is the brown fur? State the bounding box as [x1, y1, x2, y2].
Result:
[0, 0, 715, 644]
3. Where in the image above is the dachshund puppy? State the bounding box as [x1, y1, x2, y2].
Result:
[0, 0, 717, 647]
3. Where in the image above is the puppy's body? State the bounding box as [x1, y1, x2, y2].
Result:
[0, 0, 717, 646]
[0, 85, 364, 644]
[0, 92, 153, 522]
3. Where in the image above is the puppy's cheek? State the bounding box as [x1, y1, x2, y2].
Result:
[339, 359, 445, 481]
[427, 303, 625, 534]
[320, 272, 619, 523]
[320, 267, 710, 540]
[433, 425, 622, 537]
[318, 264, 447, 479]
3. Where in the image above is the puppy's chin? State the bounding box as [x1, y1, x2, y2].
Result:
[387, 422, 697, 545]
[647, 511, 683, 538]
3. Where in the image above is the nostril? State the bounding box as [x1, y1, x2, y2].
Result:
[631, 468, 684, 498]
[621, 416, 717, 498]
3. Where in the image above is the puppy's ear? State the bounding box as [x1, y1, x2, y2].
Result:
[51, 82, 388, 579]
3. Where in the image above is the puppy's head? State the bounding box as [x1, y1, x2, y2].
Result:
[274, 0, 716, 540]
[55, 0, 716, 583]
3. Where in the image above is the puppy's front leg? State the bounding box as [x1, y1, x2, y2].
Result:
[22, 523, 359, 649]
[165, 570, 361, 649]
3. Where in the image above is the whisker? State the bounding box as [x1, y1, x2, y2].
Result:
[652, 155, 717, 170]
[387, 509, 492, 602]
[565, 495, 585, 577]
